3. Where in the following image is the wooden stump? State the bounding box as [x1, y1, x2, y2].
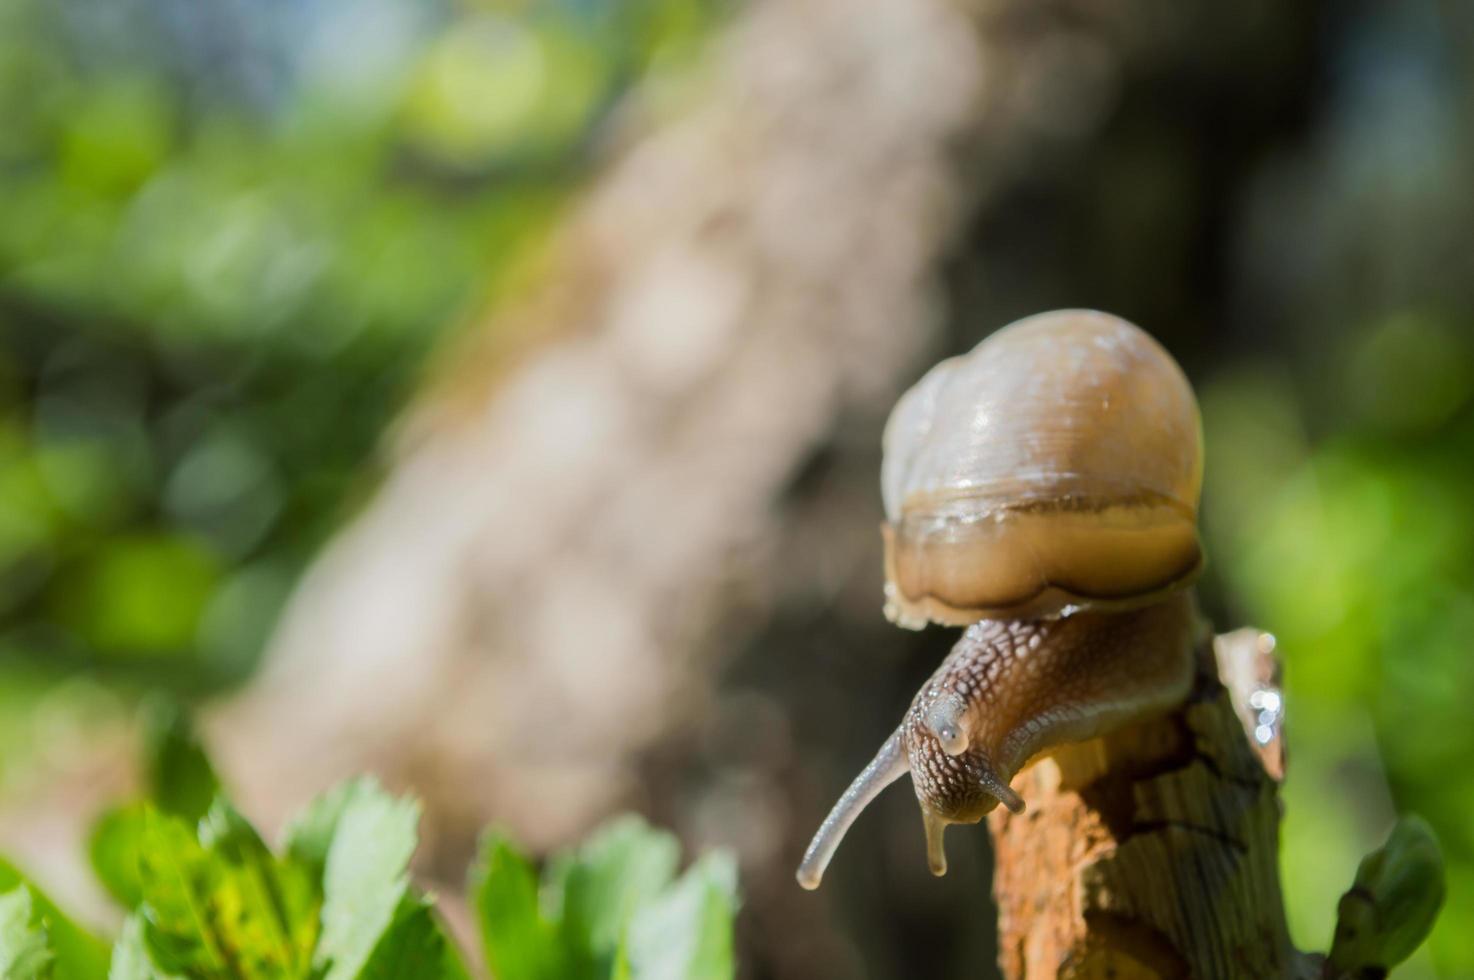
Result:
[987, 629, 1319, 979]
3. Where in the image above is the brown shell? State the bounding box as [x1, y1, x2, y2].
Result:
[880, 310, 1202, 628]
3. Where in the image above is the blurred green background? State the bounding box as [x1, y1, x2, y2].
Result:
[0, 0, 1471, 976]
[0, 0, 713, 752]
[0, 0, 713, 691]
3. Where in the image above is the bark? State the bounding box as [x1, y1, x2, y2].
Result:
[987, 626, 1320, 979]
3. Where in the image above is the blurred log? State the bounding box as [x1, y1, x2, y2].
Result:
[987, 627, 1320, 979]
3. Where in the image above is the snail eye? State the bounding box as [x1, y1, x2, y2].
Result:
[924, 693, 970, 757]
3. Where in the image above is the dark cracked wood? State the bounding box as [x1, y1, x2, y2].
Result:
[987, 628, 1321, 980]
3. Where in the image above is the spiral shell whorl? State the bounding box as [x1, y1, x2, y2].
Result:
[881, 310, 1202, 628]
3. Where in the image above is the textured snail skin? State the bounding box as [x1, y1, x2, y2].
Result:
[881, 310, 1203, 629]
[797, 592, 1196, 889]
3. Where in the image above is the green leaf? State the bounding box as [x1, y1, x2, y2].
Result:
[280, 777, 386, 884]
[0, 886, 53, 979]
[548, 816, 679, 968]
[142, 699, 220, 822]
[311, 779, 422, 980]
[470, 816, 738, 980]
[197, 801, 319, 975]
[136, 803, 317, 979]
[89, 802, 148, 909]
[0, 858, 110, 980]
[135, 810, 230, 977]
[619, 852, 737, 980]
[285, 778, 467, 979]
[107, 915, 179, 980]
[1329, 814, 1445, 973]
[354, 894, 448, 980]
[470, 831, 566, 980]
[438, 930, 473, 980]
[91, 698, 218, 913]
[92, 703, 220, 914]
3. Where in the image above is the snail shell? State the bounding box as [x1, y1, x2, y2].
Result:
[881, 309, 1203, 629]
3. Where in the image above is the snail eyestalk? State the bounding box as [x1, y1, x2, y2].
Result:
[923, 691, 970, 756]
[796, 730, 908, 890]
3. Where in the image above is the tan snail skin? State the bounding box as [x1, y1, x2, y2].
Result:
[797, 310, 1205, 890]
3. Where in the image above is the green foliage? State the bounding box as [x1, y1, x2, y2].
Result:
[351, 895, 461, 980]
[617, 852, 738, 980]
[311, 784, 420, 980]
[107, 916, 177, 980]
[89, 804, 148, 910]
[1203, 328, 1474, 974]
[110, 785, 735, 980]
[474, 816, 738, 980]
[90, 701, 220, 909]
[551, 816, 682, 967]
[1329, 816, 1446, 974]
[280, 778, 391, 883]
[0, 0, 724, 709]
[0, 887, 53, 979]
[135, 805, 307, 977]
[142, 701, 222, 823]
[0, 860, 110, 980]
[66, 708, 740, 978]
[472, 835, 565, 979]
[105, 776, 452, 980]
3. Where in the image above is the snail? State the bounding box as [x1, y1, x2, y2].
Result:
[797, 310, 1204, 890]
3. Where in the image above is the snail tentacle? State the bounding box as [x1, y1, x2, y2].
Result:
[978, 766, 1025, 814]
[922, 807, 950, 876]
[796, 729, 908, 890]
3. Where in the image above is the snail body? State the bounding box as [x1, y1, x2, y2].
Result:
[798, 311, 1204, 890]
